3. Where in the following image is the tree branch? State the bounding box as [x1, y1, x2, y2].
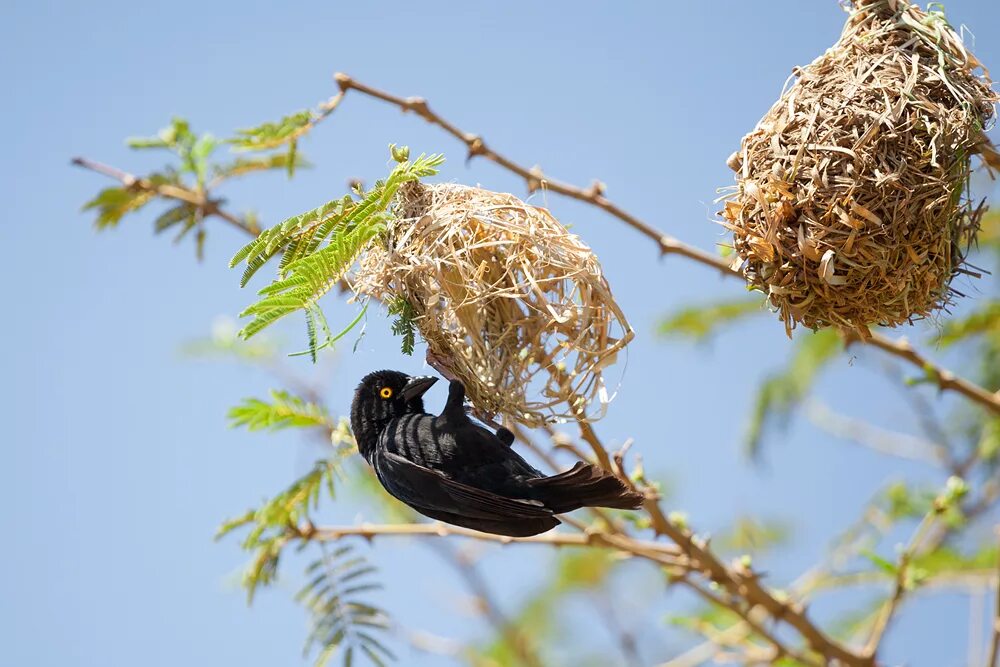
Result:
[70, 156, 260, 236]
[329, 72, 1000, 419]
[303, 521, 683, 562]
[332, 73, 734, 274]
[849, 332, 1000, 417]
[805, 399, 949, 466]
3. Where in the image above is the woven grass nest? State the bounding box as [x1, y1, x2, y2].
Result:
[722, 0, 999, 335]
[354, 182, 633, 427]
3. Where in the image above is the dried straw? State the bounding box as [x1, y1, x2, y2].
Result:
[354, 182, 632, 426]
[722, 0, 998, 335]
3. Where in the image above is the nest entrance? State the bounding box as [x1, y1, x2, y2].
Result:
[722, 0, 998, 335]
[355, 182, 632, 427]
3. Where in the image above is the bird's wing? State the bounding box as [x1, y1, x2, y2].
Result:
[376, 450, 554, 520]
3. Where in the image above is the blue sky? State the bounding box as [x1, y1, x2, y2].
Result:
[3, 1, 999, 665]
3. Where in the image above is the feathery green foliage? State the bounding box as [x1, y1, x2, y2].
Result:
[213, 152, 312, 182]
[938, 300, 1000, 346]
[180, 318, 280, 362]
[82, 115, 311, 257]
[128, 117, 219, 187]
[297, 545, 393, 667]
[227, 109, 318, 180]
[746, 329, 841, 458]
[229, 110, 316, 151]
[83, 178, 169, 229]
[715, 516, 791, 555]
[658, 297, 764, 341]
[153, 203, 197, 235]
[232, 148, 445, 359]
[217, 460, 339, 601]
[387, 297, 418, 355]
[229, 390, 333, 432]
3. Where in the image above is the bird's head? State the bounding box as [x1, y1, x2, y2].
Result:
[350, 370, 438, 458]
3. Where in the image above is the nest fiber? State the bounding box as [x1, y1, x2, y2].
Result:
[355, 182, 632, 427]
[722, 0, 998, 335]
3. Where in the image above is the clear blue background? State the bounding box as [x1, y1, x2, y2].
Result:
[3, 1, 998, 665]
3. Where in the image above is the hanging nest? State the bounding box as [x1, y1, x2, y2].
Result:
[721, 0, 999, 336]
[353, 182, 632, 427]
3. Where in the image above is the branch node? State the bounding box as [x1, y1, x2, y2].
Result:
[333, 72, 352, 91]
[585, 179, 606, 199]
[526, 165, 545, 194]
[405, 96, 431, 119]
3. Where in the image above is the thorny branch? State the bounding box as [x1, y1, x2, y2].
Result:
[327, 72, 1000, 418]
[299, 522, 683, 565]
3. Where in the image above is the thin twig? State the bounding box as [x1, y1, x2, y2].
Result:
[805, 399, 949, 466]
[70, 156, 260, 235]
[987, 528, 1000, 667]
[591, 592, 643, 667]
[680, 577, 820, 667]
[426, 540, 545, 667]
[304, 521, 682, 560]
[863, 501, 939, 658]
[640, 498, 870, 666]
[851, 332, 1000, 417]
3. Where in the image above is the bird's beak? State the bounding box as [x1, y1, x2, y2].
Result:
[401, 376, 438, 401]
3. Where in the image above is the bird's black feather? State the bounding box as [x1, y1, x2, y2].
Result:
[350, 370, 644, 536]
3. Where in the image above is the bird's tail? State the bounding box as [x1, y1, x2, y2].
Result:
[528, 462, 644, 513]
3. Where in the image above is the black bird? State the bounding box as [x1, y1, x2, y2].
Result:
[350, 369, 644, 537]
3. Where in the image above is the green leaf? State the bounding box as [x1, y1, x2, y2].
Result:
[126, 137, 170, 150]
[715, 516, 791, 555]
[860, 549, 899, 577]
[232, 148, 445, 360]
[938, 300, 1000, 347]
[289, 303, 369, 360]
[229, 109, 316, 151]
[228, 389, 332, 432]
[298, 546, 393, 667]
[746, 329, 841, 458]
[82, 185, 158, 229]
[237, 217, 384, 343]
[387, 297, 417, 355]
[190, 133, 219, 185]
[912, 543, 999, 577]
[216, 460, 340, 603]
[213, 152, 312, 182]
[977, 418, 1000, 463]
[127, 117, 193, 150]
[882, 481, 934, 521]
[153, 203, 197, 233]
[658, 297, 765, 341]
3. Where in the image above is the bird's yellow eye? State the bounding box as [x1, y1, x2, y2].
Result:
[379, 387, 393, 399]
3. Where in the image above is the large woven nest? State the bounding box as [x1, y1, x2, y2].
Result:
[354, 182, 632, 426]
[722, 0, 998, 335]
